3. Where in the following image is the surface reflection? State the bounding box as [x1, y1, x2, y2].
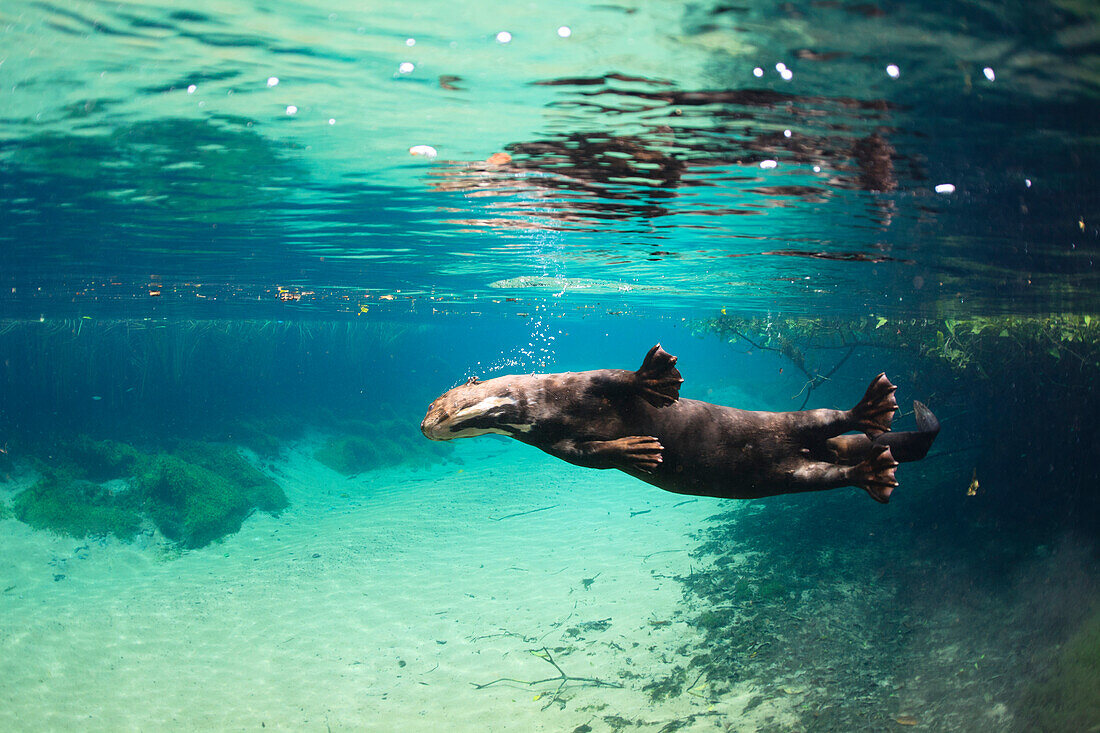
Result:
[427, 74, 912, 236]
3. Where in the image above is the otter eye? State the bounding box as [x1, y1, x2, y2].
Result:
[466, 376, 481, 385]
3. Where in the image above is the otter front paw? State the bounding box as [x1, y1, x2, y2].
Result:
[603, 435, 664, 473]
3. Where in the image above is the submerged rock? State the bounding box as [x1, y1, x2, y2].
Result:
[13, 473, 144, 541]
[133, 447, 286, 549]
[12, 436, 287, 549]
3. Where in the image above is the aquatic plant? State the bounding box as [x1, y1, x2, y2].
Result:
[692, 610, 729, 632]
[695, 312, 1100, 385]
[223, 414, 307, 457]
[642, 665, 688, 701]
[65, 437, 144, 482]
[10, 438, 148, 540]
[667, 494, 999, 728]
[168, 441, 286, 512]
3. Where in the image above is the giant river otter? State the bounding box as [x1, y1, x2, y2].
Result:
[421, 345, 939, 503]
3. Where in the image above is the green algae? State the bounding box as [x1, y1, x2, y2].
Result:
[130, 441, 287, 548]
[28, 437, 143, 483]
[12, 439, 146, 540]
[12, 435, 286, 549]
[225, 419, 287, 458]
[168, 441, 286, 513]
[692, 610, 730, 633]
[135, 455, 254, 548]
[222, 413, 309, 458]
[67, 437, 144, 482]
[642, 665, 688, 701]
[12, 472, 143, 540]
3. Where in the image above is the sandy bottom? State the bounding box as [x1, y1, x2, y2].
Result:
[0, 439, 795, 732]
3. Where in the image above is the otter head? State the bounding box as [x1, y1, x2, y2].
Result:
[421, 376, 532, 441]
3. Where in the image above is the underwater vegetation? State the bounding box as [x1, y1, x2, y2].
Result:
[222, 414, 307, 458]
[13, 470, 144, 541]
[133, 442, 287, 548]
[0, 318, 458, 548]
[314, 436, 380, 475]
[11, 437, 286, 549]
[696, 313, 1100, 394]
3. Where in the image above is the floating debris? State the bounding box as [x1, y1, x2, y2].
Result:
[487, 276, 659, 294]
[409, 145, 438, 159]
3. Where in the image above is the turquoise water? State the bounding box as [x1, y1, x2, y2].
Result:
[1, 1, 1098, 730]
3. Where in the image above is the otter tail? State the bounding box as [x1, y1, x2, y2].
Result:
[873, 400, 940, 462]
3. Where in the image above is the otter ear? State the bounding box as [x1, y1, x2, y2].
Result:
[635, 344, 683, 407]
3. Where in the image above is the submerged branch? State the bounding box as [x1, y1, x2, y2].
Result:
[471, 647, 623, 709]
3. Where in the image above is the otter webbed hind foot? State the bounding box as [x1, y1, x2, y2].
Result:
[852, 444, 900, 503]
[850, 373, 898, 438]
[635, 344, 684, 408]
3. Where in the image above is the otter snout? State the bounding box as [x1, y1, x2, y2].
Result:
[420, 387, 525, 441]
[421, 402, 450, 441]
